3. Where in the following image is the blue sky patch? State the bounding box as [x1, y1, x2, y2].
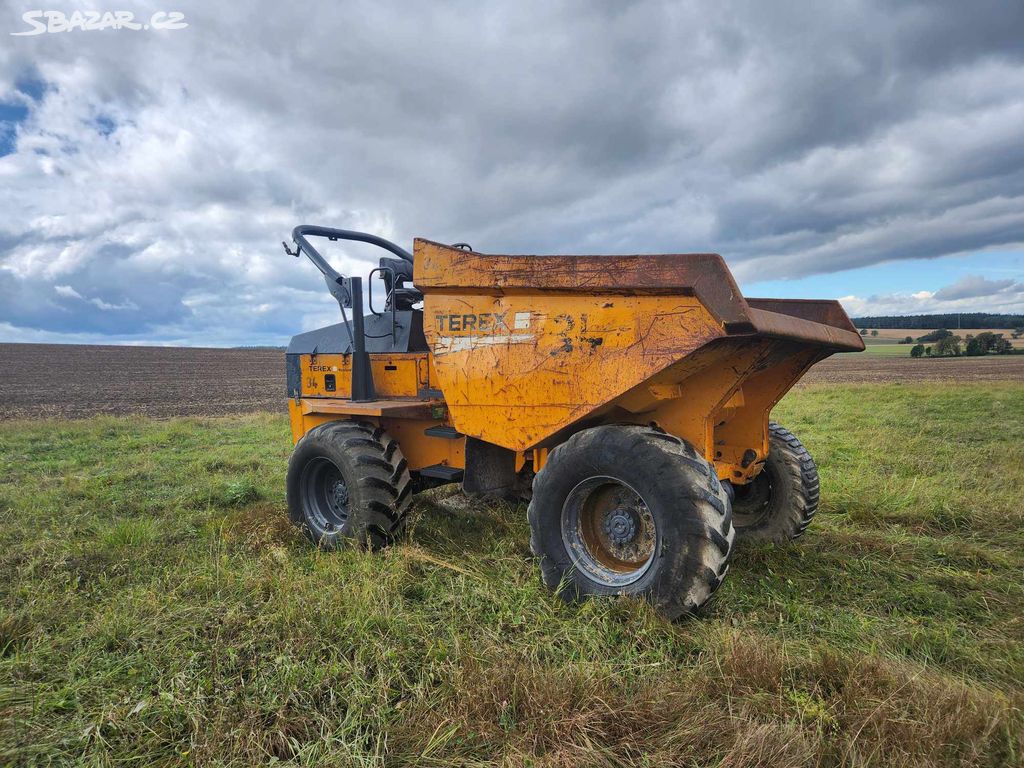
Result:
[743, 250, 1024, 302]
[0, 72, 49, 156]
[93, 115, 117, 137]
[15, 73, 47, 102]
[0, 102, 29, 156]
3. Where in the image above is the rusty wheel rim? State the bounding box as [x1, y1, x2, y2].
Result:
[561, 476, 657, 588]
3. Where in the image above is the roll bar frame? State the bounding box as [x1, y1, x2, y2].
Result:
[284, 225, 413, 311]
[284, 225, 412, 403]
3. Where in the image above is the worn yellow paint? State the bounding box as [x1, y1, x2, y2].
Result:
[380, 418, 465, 471]
[288, 402, 464, 472]
[422, 291, 724, 451]
[297, 353, 428, 400]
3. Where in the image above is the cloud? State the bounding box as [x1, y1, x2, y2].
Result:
[1, 0, 1024, 344]
[932, 274, 1021, 301]
[839, 274, 1024, 316]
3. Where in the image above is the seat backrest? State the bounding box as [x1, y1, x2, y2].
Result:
[379, 256, 421, 310]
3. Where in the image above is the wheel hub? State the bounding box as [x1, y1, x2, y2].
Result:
[330, 479, 349, 512]
[561, 476, 658, 588]
[603, 508, 638, 545]
[299, 457, 350, 533]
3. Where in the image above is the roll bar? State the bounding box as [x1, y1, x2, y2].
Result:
[284, 224, 414, 403]
[283, 225, 413, 311]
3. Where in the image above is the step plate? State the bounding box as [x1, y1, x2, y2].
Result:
[424, 425, 463, 439]
[418, 464, 464, 482]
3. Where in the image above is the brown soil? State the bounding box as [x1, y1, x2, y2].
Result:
[1, 343, 1021, 420]
[803, 352, 1024, 385]
[0, 343, 284, 420]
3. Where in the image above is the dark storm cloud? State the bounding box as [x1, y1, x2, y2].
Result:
[1, 0, 1023, 344]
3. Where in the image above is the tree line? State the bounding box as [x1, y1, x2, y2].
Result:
[905, 330, 1016, 358]
[853, 313, 1024, 329]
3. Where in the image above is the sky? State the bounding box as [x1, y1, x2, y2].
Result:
[1, 0, 1023, 347]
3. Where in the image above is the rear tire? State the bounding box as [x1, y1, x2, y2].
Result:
[732, 422, 819, 543]
[528, 425, 734, 620]
[286, 420, 412, 549]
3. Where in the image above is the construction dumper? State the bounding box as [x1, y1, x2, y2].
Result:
[282, 227, 864, 618]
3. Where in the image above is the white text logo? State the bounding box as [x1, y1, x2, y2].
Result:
[12, 10, 188, 35]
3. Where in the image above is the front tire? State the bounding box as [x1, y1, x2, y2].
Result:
[732, 422, 819, 543]
[528, 425, 734, 620]
[286, 420, 412, 549]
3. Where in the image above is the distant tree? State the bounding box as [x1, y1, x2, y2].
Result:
[966, 331, 994, 356]
[1011, 326, 1023, 339]
[932, 335, 961, 357]
[925, 346, 932, 356]
[964, 332, 1014, 356]
[992, 336, 1013, 354]
[910, 344, 925, 358]
[860, 328, 868, 336]
[900, 336, 913, 344]
[917, 328, 953, 343]
[870, 330, 879, 337]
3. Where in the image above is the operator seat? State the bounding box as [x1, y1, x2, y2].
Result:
[379, 256, 422, 311]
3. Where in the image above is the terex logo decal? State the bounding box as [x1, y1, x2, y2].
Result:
[433, 311, 535, 355]
[435, 311, 532, 333]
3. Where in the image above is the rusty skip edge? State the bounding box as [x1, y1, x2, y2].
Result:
[745, 307, 865, 351]
[413, 239, 864, 352]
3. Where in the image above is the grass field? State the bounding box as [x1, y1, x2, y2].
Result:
[858, 342, 1024, 357]
[2, 384, 1022, 766]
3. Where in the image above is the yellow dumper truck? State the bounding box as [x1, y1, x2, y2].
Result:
[282, 226, 863, 618]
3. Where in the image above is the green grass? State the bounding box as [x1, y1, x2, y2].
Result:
[1, 384, 1022, 766]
